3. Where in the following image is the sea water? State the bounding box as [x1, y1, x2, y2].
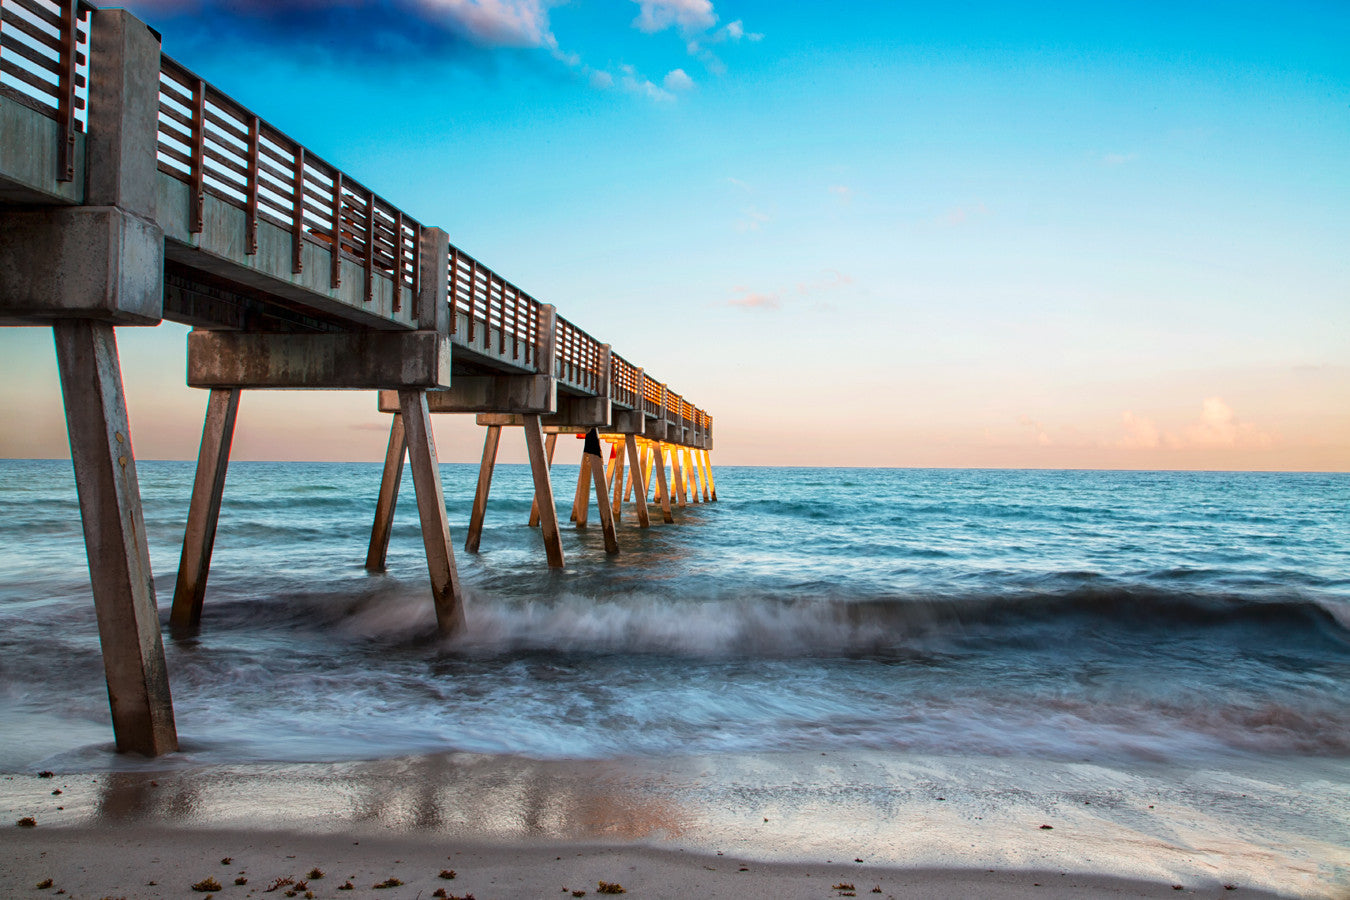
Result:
[0, 460, 1347, 770]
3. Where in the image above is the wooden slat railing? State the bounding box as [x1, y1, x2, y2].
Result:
[4, 0, 712, 440]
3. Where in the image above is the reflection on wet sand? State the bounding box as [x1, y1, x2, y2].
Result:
[0, 749, 1340, 897]
[81, 754, 689, 843]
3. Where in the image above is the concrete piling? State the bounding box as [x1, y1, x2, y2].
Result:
[522, 415, 565, 568]
[399, 389, 466, 634]
[365, 412, 407, 573]
[169, 387, 240, 629]
[53, 320, 178, 756]
[465, 424, 502, 554]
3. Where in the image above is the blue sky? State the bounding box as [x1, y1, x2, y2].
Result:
[2, 0, 1346, 467]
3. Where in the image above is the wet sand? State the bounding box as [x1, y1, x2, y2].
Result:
[2, 750, 1344, 898]
[3, 827, 1290, 899]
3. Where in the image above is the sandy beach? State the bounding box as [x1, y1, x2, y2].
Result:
[2, 750, 1342, 899]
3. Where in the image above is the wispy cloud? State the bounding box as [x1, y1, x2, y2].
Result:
[940, 202, 991, 227]
[663, 68, 695, 92]
[1115, 398, 1275, 451]
[829, 184, 853, 204]
[795, 269, 853, 296]
[735, 206, 771, 232]
[1018, 415, 1054, 447]
[1102, 152, 1139, 166]
[722, 269, 854, 313]
[617, 64, 674, 101]
[631, 0, 716, 34]
[1116, 410, 1162, 449]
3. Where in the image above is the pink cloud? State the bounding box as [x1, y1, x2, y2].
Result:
[725, 287, 780, 310]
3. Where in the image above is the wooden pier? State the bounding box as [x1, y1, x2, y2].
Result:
[0, 0, 716, 756]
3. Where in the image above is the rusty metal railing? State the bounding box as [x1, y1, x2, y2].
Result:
[448, 244, 542, 367]
[611, 354, 640, 409]
[641, 373, 662, 418]
[156, 55, 420, 310]
[6, 0, 712, 441]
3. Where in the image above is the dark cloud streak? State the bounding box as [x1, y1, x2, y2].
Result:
[123, 0, 538, 67]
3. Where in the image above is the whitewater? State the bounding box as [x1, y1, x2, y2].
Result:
[1, 460, 1345, 769]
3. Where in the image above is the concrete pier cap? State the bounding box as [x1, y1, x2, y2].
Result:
[0, 207, 164, 325]
[187, 331, 452, 389]
[378, 375, 555, 415]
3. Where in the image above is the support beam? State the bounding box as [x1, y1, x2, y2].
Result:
[702, 449, 718, 501]
[610, 441, 626, 522]
[685, 448, 702, 504]
[624, 434, 650, 528]
[571, 453, 589, 526]
[188, 331, 451, 389]
[169, 387, 240, 629]
[377, 375, 554, 415]
[53, 320, 177, 756]
[643, 444, 655, 502]
[528, 432, 557, 527]
[522, 415, 564, 568]
[673, 448, 687, 507]
[464, 425, 501, 553]
[365, 412, 406, 572]
[651, 442, 674, 524]
[585, 429, 619, 554]
[699, 449, 714, 501]
[399, 389, 465, 634]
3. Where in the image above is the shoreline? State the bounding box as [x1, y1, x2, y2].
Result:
[3, 826, 1291, 899]
[3, 750, 1344, 898]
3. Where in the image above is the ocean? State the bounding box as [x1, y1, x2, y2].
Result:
[1, 459, 1346, 771]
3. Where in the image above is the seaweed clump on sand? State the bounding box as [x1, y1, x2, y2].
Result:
[596, 882, 626, 894]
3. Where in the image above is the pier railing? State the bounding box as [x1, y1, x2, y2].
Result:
[0, 0, 92, 182]
[3, 0, 710, 434]
[156, 55, 421, 307]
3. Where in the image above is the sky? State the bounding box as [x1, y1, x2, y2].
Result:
[2, 0, 1347, 469]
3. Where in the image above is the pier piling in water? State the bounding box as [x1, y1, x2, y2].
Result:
[53, 320, 178, 756]
[170, 387, 240, 629]
[365, 412, 407, 573]
[399, 389, 466, 634]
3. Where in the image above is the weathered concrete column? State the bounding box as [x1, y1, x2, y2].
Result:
[522, 415, 564, 568]
[169, 387, 240, 629]
[416, 227, 451, 334]
[701, 449, 717, 502]
[464, 425, 501, 553]
[624, 434, 651, 528]
[571, 454, 590, 526]
[609, 439, 626, 522]
[54, 321, 177, 756]
[365, 412, 406, 572]
[672, 446, 687, 507]
[685, 447, 702, 504]
[527, 432, 557, 527]
[584, 428, 619, 554]
[651, 442, 674, 523]
[399, 389, 465, 634]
